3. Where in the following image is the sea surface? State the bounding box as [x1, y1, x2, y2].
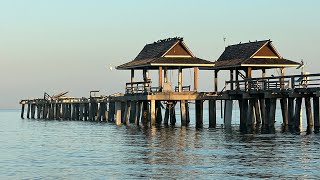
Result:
[1, 108, 320, 179]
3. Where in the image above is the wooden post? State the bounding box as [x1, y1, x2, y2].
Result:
[280, 98, 289, 126]
[150, 100, 156, 126]
[230, 69, 234, 90]
[294, 97, 303, 131]
[247, 99, 255, 128]
[79, 103, 84, 121]
[164, 67, 168, 83]
[313, 97, 320, 132]
[288, 97, 294, 127]
[21, 104, 25, 119]
[209, 100, 216, 128]
[27, 103, 31, 119]
[115, 101, 122, 126]
[124, 102, 130, 125]
[108, 101, 115, 122]
[194, 67, 199, 92]
[265, 98, 271, 126]
[178, 67, 182, 92]
[135, 101, 142, 125]
[224, 100, 233, 127]
[131, 69, 134, 93]
[305, 97, 313, 128]
[195, 100, 203, 128]
[180, 100, 187, 126]
[247, 67, 252, 90]
[159, 67, 163, 90]
[259, 99, 266, 125]
[270, 98, 277, 127]
[185, 101, 190, 125]
[37, 104, 41, 119]
[254, 99, 261, 124]
[141, 101, 149, 125]
[170, 103, 176, 126]
[129, 101, 136, 123]
[164, 102, 170, 125]
[71, 104, 76, 120]
[235, 70, 239, 90]
[156, 101, 162, 125]
[31, 104, 36, 119]
[214, 70, 218, 93]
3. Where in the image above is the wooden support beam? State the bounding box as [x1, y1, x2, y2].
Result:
[178, 67, 182, 92]
[135, 101, 142, 125]
[230, 70, 234, 90]
[235, 70, 239, 90]
[150, 100, 156, 126]
[209, 100, 216, 128]
[141, 101, 149, 125]
[254, 99, 261, 124]
[37, 104, 41, 119]
[79, 103, 84, 121]
[280, 98, 289, 126]
[156, 101, 162, 125]
[180, 100, 187, 126]
[129, 101, 136, 123]
[159, 67, 163, 89]
[313, 97, 320, 132]
[214, 70, 218, 93]
[224, 100, 233, 127]
[164, 103, 170, 125]
[280, 67, 285, 90]
[115, 101, 122, 126]
[259, 99, 266, 125]
[247, 99, 254, 127]
[294, 97, 303, 131]
[288, 97, 294, 127]
[185, 101, 190, 125]
[305, 97, 313, 128]
[27, 103, 31, 119]
[239, 99, 248, 130]
[195, 100, 203, 128]
[164, 67, 168, 83]
[108, 102, 115, 122]
[124, 102, 131, 125]
[194, 67, 199, 92]
[21, 104, 25, 119]
[265, 99, 271, 126]
[270, 98, 277, 127]
[170, 103, 176, 126]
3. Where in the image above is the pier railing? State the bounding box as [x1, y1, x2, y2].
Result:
[226, 73, 320, 92]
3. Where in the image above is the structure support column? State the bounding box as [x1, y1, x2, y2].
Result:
[209, 100, 216, 128]
[115, 101, 122, 126]
[21, 104, 25, 119]
[313, 97, 320, 132]
[230, 69, 234, 90]
[224, 100, 233, 127]
[195, 100, 203, 128]
[194, 67, 199, 92]
[150, 100, 156, 126]
[178, 67, 182, 92]
[214, 70, 218, 93]
[159, 67, 163, 90]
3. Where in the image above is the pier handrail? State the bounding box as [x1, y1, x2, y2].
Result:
[125, 80, 152, 94]
[226, 73, 320, 91]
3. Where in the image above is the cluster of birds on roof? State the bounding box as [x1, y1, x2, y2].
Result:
[153, 37, 183, 44]
[238, 39, 271, 44]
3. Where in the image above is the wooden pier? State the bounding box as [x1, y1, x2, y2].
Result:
[19, 38, 320, 134]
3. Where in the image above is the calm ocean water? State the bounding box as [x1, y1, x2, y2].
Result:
[1, 108, 320, 179]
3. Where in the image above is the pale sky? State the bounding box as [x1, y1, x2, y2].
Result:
[1, 0, 319, 108]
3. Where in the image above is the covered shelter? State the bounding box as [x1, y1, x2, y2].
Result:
[204, 40, 300, 91]
[116, 37, 215, 93]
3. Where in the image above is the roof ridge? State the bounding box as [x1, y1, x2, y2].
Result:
[152, 37, 183, 45]
[227, 39, 270, 47]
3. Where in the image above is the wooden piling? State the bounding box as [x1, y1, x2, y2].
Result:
[313, 97, 320, 132]
[135, 101, 142, 125]
[224, 100, 233, 127]
[170, 102, 176, 126]
[37, 104, 41, 119]
[247, 99, 255, 127]
[27, 103, 31, 119]
[164, 102, 170, 125]
[280, 98, 289, 126]
[31, 104, 36, 119]
[294, 97, 303, 131]
[124, 101, 131, 125]
[259, 99, 266, 125]
[150, 100, 156, 126]
[115, 101, 122, 126]
[305, 97, 313, 128]
[108, 101, 115, 122]
[156, 101, 162, 125]
[195, 100, 203, 128]
[288, 97, 294, 127]
[21, 104, 25, 119]
[254, 99, 261, 124]
[209, 100, 216, 128]
[185, 101, 190, 125]
[180, 100, 187, 126]
[129, 101, 136, 123]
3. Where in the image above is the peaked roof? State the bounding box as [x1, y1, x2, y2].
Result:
[117, 37, 214, 70]
[209, 40, 299, 70]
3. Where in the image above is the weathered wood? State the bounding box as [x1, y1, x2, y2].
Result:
[195, 100, 203, 128]
[170, 102, 176, 126]
[214, 70, 218, 93]
[294, 97, 303, 131]
[230, 69, 234, 90]
[141, 101, 149, 125]
[194, 67, 199, 92]
[288, 97, 294, 127]
[124, 102, 131, 125]
[270, 98, 277, 126]
[108, 101, 115, 122]
[115, 101, 122, 126]
[185, 101, 190, 125]
[30, 104, 35, 119]
[280, 98, 288, 126]
[247, 99, 254, 127]
[254, 99, 261, 124]
[164, 103, 170, 125]
[178, 67, 182, 92]
[27, 103, 31, 119]
[239, 99, 248, 129]
[180, 100, 187, 126]
[209, 100, 216, 128]
[151, 100, 156, 126]
[259, 99, 266, 125]
[305, 97, 313, 128]
[79, 103, 84, 121]
[21, 104, 25, 119]
[159, 67, 163, 89]
[37, 104, 41, 119]
[135, 101, 142, 125]
[224, 100, 233, 127]
[55, 103, 60, 120]
[129, 101, 136, 123]
[156, 101, 162, 124]
[313, 97, 320, 132]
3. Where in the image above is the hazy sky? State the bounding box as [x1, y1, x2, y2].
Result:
[1, 0, 320, 108]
